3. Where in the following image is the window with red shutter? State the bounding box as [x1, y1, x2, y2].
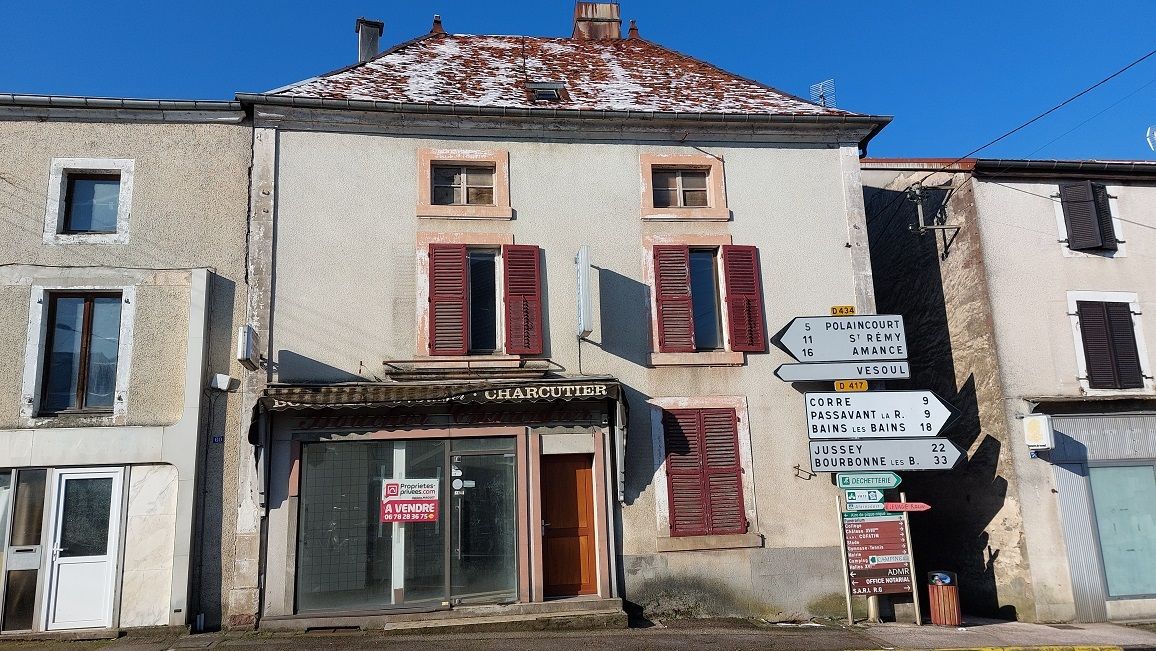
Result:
[428, 244, 468, 355]
[502, 244, 543, 355]
[721, 245, 766, 353]
[1078, 300, 1144, 389]
[653, 245, 695, 352]
[663, 408, 746, 537]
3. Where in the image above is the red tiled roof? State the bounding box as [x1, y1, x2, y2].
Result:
[273, 33, 856, 116]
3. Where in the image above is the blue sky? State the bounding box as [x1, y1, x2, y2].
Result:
[2, 1, 1154, 159]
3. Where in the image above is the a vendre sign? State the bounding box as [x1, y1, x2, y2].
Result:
[380, 478, 440, 523]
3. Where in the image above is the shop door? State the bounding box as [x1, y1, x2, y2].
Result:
[43, 469, 122, 630]
[541, 454, 596, 597]
[449, 453, 516, 603]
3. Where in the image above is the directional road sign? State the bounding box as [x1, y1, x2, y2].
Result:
[773, 315, 907, 363]
[837, 472, 901, 490]
[845, 489, 884, 503]
[775, 361, 911, 382]
[810, 438, 964, 472]
[846, 502, 885, 512]
[806, 391, 956, 439]
[885, 502, 931, 513]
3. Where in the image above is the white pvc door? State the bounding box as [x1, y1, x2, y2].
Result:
[43, 468, 122, 630]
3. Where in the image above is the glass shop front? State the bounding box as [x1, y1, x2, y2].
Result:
[295, 437, 519, 611]
[260, 379, 623, 620]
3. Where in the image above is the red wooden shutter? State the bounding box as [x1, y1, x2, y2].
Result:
[428, 244, 468, 355]
[721, 245, 766, 352]
[1091, 183, 1118, 252]
[653, 245, 694, 352]
[1060, 181, 1104, 251]
[502, 244, 543, 355]
[663, 410, 707, 536]
[1106, 301, 1143, 388]
[663, 408, 746, 537]
[701, 409, 746, 534]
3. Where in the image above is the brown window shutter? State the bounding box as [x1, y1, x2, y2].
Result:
[1091, 183, 1118, 252]
[653, 245, 695, 352]
[1105, 302, 1143, 388]
[428, 244, 468, 356]
[1078, 301, 1120, 388]
[663, 408, 746, 537]
[1060, 181, 1104, 250]
[721, 245, 767, 352]
[502, 244, 544, 355]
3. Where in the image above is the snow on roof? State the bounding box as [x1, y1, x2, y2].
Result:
[273, 33, 857, 116]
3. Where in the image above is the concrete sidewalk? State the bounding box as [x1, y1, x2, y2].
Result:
[862, 617, 1156, 650]
[0, 618, 1154, 651]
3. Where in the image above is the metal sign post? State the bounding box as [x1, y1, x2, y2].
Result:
[837, 494, 854, 625]
[901, 492, 923, 626]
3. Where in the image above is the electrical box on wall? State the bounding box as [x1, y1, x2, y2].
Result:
[1023, 413, 1055, 451]
[237, 325, 260, 371]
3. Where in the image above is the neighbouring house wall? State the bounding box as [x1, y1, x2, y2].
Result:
[863, 169, 1034, 620]
[0, 117, 251, 630]
[267, 125, 873, 619]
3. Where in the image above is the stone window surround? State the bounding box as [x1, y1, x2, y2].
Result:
[20, 283, 137, 427]
[413, 231, 521, 367]
[1051, 185, 1125, 258]
[43, 158, 135, 244]
[648, 395, 762, 552]
[642, 233, 745, 367]
[1066, 290, 1154, 395]
[640, 152, 729, 221]
[416, 148, 513, 220]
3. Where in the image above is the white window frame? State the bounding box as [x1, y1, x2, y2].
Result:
[43, 158, 135, 244]
[1052, 186, 1125, 258]
[648, 396, 760, 551]
[1066, 290, 1153, 395]
[20, 284, 137, 426]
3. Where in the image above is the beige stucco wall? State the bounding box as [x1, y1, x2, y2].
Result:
[120, 464, 179, 627]
[0, 117, 251, 629]
[269, 129, 870, 617]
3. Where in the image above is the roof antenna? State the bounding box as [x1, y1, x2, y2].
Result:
[809, 79, 836, 108]
[430, 14, 445, 34]
[1147, 125, 1156, 152]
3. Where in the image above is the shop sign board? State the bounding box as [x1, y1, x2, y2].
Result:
[381, 478, 440, 523]
[774, 315, 907, 363]
[811, 439, 963, 472]
[837, 472, 902, 490]
[774, 361, 911, 382]
[806, 391, 956, 439]
[843, 512, 912, 595]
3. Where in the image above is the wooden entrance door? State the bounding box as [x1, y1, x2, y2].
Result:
[541, 454, 596, 597]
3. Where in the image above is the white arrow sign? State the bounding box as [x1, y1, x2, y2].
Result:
[774, 315, 907, 362]
[810, 438, 964, 472]
[775, 361, 911, 382]
[806, 391, 955, 439]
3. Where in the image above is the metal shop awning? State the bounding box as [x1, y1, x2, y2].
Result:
[260, 376, 621, 411]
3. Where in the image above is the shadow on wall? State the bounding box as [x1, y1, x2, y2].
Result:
[591, 267, 651, 368]
[865, 185, 1017, 621]
[277, 350, 365, 383]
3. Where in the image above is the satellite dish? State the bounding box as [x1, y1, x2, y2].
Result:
[809, 79, 837, 108]
[1147, 125, 1156, 152]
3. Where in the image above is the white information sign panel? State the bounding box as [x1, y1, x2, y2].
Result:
[776, 315, 907, 363]
[806, 391, 955, 439]
[775, 361, 911, 382]
[810, 439, 964, 472]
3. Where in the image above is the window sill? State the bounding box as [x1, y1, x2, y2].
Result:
[641, 207, 730, 222]
[650, 351, 744, 367]
[417, 204, 514, 220]
[413, 355, 523, 369]
[656, 532, 763, 552]
[43, 231, 129, 245]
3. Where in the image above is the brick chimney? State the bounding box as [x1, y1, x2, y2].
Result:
[355, 17, 384, 63]
[572, 2, 621, 40]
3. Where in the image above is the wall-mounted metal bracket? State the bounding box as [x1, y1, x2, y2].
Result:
[907, 181, 963, 259]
